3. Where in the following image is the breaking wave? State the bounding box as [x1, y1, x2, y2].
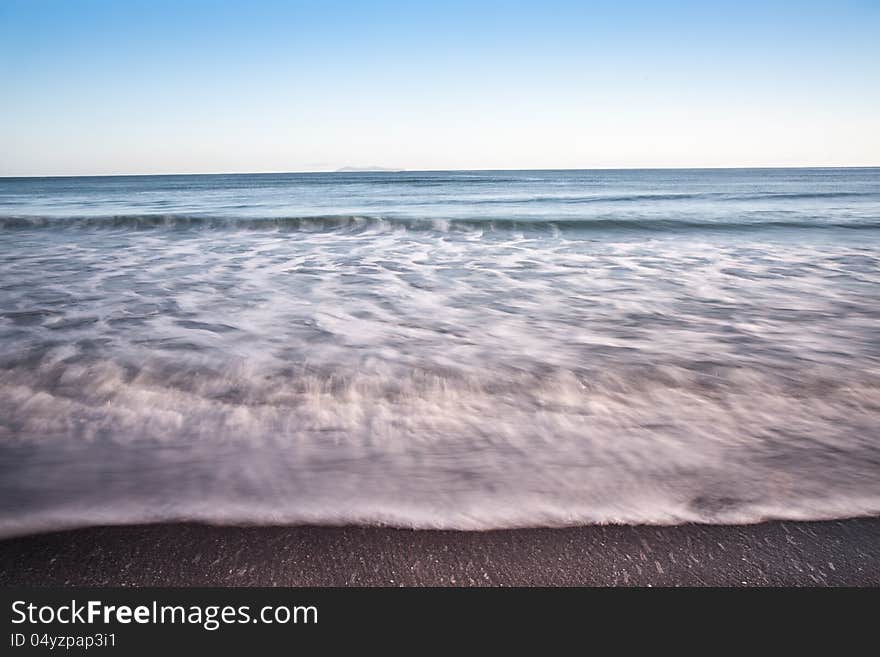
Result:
[2, 213, 879, 232]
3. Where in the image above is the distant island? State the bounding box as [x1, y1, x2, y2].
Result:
[335, 166, 404, 173]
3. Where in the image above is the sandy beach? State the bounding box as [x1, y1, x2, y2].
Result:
[1, 518, 877, 586]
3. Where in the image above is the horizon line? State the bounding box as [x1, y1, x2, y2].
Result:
[2, 164, 879, 180]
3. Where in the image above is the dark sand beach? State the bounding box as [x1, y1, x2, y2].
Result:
[1, 518, 878, 586]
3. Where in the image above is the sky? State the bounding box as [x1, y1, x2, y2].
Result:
[1, 0, 878, 176]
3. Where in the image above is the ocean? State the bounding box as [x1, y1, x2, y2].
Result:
[1, 168, 878, 536]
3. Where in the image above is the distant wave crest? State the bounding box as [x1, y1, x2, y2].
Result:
[449, 190, 877, 205]
[2, 213, 879, 232]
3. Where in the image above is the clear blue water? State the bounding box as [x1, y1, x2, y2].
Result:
[1, 168, 879, 534]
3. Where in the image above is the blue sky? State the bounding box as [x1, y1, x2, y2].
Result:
[1, 0, 878, 175]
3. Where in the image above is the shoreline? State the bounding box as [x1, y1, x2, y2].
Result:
[1, 517, 878, 586]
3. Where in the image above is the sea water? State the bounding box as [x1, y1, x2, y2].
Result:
[1, 168, 878, 535]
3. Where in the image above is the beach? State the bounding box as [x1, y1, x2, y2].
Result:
[2, 518, 878, 586]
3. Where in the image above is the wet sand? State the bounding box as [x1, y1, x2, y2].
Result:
[1, 518, 878, 586]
